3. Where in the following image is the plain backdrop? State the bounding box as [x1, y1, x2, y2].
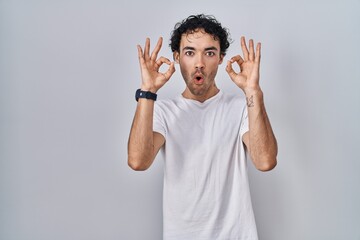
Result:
[1, 0, 360, 239]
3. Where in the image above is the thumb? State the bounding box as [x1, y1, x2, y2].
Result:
[163, 62, 176, 80]
[226, 60, 237, 80]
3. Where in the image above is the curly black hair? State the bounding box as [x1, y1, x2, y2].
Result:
[169, 14, 231, 56]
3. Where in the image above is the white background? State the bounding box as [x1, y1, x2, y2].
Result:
[1, 0, 360, 239]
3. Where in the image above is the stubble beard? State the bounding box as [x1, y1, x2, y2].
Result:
[181, 68, 218, 97]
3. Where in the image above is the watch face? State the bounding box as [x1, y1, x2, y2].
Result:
[135, 89, 156, 101]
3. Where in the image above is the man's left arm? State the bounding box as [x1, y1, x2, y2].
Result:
[226, 36, 277, 171]
[242, 89, 277, 171]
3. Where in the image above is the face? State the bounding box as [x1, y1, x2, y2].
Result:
[174, 29, 224, 102]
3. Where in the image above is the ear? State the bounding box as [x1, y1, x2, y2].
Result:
[173, 51, 180, 63]
[219, 54, 224, 65]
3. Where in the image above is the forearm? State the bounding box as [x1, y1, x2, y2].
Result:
[127, 99, 156, 170]
[246, 89, 277, 171]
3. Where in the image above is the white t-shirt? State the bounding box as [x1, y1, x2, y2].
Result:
[153, 90, 258, 240]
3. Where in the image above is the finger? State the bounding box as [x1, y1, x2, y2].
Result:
[155, 56, 172, 71]
[230, 55, 244, 66]
[249, 39, 254, 61]
[163, 62, 176, 80]
[144, 38, 150, 60]
[226, 60, 238, 80]
[241, 36, 249, 61]
[137, 44, 143, 58]
[255, 42, 261, 63]
[151, 37, 163, 60]
[137, 45, 145, 66]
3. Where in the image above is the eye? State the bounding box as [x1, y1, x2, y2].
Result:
[206, 51, 215, 56]
[185, 51, 194, 56]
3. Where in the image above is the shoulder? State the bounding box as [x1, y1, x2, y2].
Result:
[154, 96, 183, 116]
[219, 91, 247, 108]
[155, 97, 180, 109]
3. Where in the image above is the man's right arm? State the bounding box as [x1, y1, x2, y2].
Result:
[128, 99, 165, 171]
[127, 37, 175, 171]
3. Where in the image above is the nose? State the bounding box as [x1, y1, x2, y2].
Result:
[195, 54, 205, 70]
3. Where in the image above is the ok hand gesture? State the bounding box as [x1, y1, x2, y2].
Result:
[137, 37, 175, 93]
[226, 37, 261, 94]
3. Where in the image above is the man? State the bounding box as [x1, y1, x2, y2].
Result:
[128, 14, 277, 240]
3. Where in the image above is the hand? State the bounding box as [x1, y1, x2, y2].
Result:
[137, 37, 175, 93]
[226, 36, 261, 94]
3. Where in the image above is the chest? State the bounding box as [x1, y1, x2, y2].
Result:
[164, 102, 243, 149]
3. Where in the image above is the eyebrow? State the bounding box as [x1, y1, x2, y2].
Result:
[182, 46, 219, 52]
[204, 47, 218, 51]
[182, 46, 195, 51]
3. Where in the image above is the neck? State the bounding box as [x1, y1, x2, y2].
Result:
[182, 85, 220, 103]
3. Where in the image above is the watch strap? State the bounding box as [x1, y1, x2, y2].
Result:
[135, 89, 157, 102]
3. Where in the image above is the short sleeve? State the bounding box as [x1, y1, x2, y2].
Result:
[153, 102, 167, 138]
[240, 105, 249, 137]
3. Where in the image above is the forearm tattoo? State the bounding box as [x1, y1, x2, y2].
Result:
[246, 95, 254, 107]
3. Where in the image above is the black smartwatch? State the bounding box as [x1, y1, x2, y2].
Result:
[135, 89, 157, 102]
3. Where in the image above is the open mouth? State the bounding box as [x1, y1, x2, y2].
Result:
[194, 76, 204, 84]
